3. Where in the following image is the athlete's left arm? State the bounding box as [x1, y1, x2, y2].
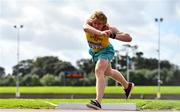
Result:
[109, 26, 132, 42]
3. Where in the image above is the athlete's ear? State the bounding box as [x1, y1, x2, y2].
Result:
[87, 19, 93, 26]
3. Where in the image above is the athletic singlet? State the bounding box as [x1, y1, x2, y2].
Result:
[85, 32, 109, 52]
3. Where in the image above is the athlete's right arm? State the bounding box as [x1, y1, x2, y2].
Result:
[109, 26, 132, 42]
[83, 21, 111, 36]
[83, 22, 102, 35]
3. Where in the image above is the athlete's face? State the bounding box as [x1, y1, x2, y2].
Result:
[92, 19, 106, 30]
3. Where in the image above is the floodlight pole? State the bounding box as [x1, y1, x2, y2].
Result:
[14, 25, 23, 98]
[115, 50, 119, 86]
[155, 18, 163, 99]
[122, 44, 138, 82]
[123, 44, 131, 82]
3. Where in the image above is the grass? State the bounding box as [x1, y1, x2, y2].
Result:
[0, 86, 180, 94]
[0, 86, 180, 110]
[0, 99, 180, 110]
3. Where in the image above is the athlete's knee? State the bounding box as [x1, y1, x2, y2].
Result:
[95, 67, 105, 77]
[105, 68, 113, 76]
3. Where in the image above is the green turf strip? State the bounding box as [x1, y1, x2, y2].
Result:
[0, 86, 180, 94]
[0, 99, 180, 110]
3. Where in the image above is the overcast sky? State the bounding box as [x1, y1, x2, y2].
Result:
[0, 0, 180, 74]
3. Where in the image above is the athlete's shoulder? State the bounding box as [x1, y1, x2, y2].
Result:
[109, 26, 119, 33]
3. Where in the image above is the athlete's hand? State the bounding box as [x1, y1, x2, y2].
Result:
[100, 30, 112, 36]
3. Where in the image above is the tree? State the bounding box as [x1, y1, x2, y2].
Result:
[160, 60, 172, 69]
[53, 61, 77, 75]
[40, 74, 58, 86]
[32, 56, 59, 77]
[76, 59, 95, 75]
[134, 54, 174, 70]
[169, 69, 180, 85]
[12, 59, 33, 76]
[21, 74, 41, 86]
[32, 56, 76, 78]
[136, 52, 143, 58]
[0, 66, 5, 77]
[0, 75, 16, 86]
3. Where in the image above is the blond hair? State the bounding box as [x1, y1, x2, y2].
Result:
[90, 10, 107, 24]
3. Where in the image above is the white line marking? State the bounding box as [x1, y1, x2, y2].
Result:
[44, 101, 58, 107]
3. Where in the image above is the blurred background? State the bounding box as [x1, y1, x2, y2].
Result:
[0, 0, 180, 90]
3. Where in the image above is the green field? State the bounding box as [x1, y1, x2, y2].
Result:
[0, 86, 180, 110]
[0, 86, 180, 94]
[0, 99, 180, 110]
